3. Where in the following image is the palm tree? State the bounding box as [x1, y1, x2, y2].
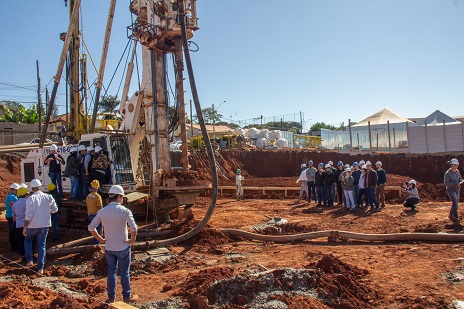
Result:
[99, 95, 120, 117]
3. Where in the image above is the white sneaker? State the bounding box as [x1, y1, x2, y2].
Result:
[37, 269, 43, 275]
[26, 261, 33, 267]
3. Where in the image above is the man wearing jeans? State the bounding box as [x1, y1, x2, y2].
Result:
[88, 185, 138, 304]
[364, 161, 380, 210]
[444, 158, 463, 222]
[306, 160, 317, 203]
[44, 144, 65, 198]
[23, 179, 58, 275]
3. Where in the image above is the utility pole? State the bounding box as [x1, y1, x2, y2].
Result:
[299, 111, 303, 133]
[45, 87, 49, 117]
[36, 60, 42, 132]
[190, 99, 193, 136]
[212, 103, 215, 131]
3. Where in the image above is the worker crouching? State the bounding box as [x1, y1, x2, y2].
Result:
[402, 179, 419, 211]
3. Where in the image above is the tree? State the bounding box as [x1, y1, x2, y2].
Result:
[99, 95, 120, 116]
[310, 122, 337, 131]
[0, 101, 39, 124]
[216, 121, 240, 129]
[243, 121, 303, 133]
[192, 107, 223, 124]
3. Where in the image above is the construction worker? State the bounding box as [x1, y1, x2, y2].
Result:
[23, 179, 58, 275]
[375, 161, 387, 208]
[5, 183, 20, 252]
[64, 146, 79, 200]
[352, 162, 361, 205]
[315, 163, 325, 206]
[12, 187, 29, 260]
[44, 144, 65, 198]
[296, 164, 308, 200]
[357, 165, 368, 207]
[328, 161, 336, 202]
[403, 179, 419, 211]
[77, 145, 87, 200]
[47, 183, 62, 241]
[323, 164, 335, 207]
[88, 185, 138, 304]
[306, 160, 317, 203]
[82, 146, 94, 198]
[236, 169, 244, 201]
[86, 180, 103, 244]
[92, 146, 109, 185]
[364, 161, 380, 210]
[334, 161, 345, 206]
[444, 158, 463, 222]
[343, 168, 355, 210]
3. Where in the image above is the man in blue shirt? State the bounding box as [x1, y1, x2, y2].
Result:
[5, 183, 19, 252]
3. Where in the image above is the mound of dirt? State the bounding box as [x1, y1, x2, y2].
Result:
[174, 219, 232, 253]
[160, 169, 210, 186]
[67, 246, 107, 278]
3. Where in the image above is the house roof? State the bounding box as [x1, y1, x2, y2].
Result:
[191, 124, 234, 132]
[353, 108, 412, 127]
[49, 113, 71, 123]
[415, 110, 457, 126]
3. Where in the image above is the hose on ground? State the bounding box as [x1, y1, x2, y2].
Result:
[48, 0, 218, 256]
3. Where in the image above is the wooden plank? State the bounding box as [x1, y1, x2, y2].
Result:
[110, 301, 138, 309]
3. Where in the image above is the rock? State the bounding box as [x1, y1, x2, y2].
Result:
[162, 284, 173, 292]
[192, 296, 208, 309]
[236, 295, 249, 306]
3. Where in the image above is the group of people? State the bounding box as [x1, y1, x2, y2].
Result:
[297, 159, 390, 211]
[47, 144, 110, 201]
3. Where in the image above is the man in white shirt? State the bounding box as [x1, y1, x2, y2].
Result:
[235, 169, 244, 201]
[23, 179, 58, 274]
[88, 185, 138, 303]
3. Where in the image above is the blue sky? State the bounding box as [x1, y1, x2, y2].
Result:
[1, 0, 464, 130]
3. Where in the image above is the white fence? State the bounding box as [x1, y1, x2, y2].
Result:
[407, 122, 464, 153]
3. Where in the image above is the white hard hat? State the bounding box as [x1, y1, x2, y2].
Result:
[108, 185, 125, 195]
[410, 179, 417, 185]
[328, 161, 333, 166]
[376, 161, 382, 166]
[10, 183, 20, 189]
[19, 183, 28, 188]
[29, 179, 42, 188]
[450, 158, 459, 165]
[366, 161, 372, 166]
[359, 160, 365, 165]
[345, 168, 352, 172]
[49, 144, 58, 151]
[95, 146, 103, 153]
[78, 145, 87, 151]
[344, 164, 350, 168]
[70, 146, 77, 152]
[325, 164, 331, 168]
[87, 146, 94, 152]
[301, 163, 306, 168]
[362, 165, 367, 169]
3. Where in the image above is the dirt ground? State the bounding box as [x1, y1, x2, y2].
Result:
[1, 151, 464, 308]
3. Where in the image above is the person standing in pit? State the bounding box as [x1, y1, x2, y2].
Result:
[365, 161, 379, 210]
[402, 179, 419, 211]
[296, 164, 308, 200]
[306, 160, 317, 203]
[334, 161, 345, 206]
[315, 163, 326, 206]
[44, 144, 65, 198]
[64, 146, 79, 200]
[86, 180, 103, 244]
[23, 179, 58, 275]
[352, 162, 361, 205]
[343, 168, 355, 210]
[236, 169, 244, 201]
[47, 183, 62, 241]
[375, 161, 387, 208]
[444, 158, 463, 222]
[5, 183, 19, 252]
[357, 165, 368, 207]
[11, 187, 29, 260]
[77, 145, 87, 200]
[88, 185, 138, 304]
[323, 164, 335, 207]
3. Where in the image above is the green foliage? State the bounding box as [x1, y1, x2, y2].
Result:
[192, 107, 223, 124]
[216, 121, 240, 129]
[243, 121, 302, 133]
[0, 101, 40, 124]
[99, 95, 120, 116]
[309, 122, 337, 131]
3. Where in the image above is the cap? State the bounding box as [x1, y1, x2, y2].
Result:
[70, 146, 77, 152]
[376, 161, 382, 166]
[345, 168, 351, 172]
[301, 163, 306, 168]
[50, 144, 58, 151]
[362, 165, 367, 169]
[308, 160, 313, 165]
[366, 161, 372, 166]
[47, 183, 56, 191]
[78, 145, 87, 151]
[353, 162, 359, 167]
[90, 180, 100, 190]
[10, 183, 20, 190]
[87, 146, 94, 152]
[410, 179, 417, 185]
[95, 146, 103, 153]
[325, 164, 331, 168]
[318, 163, 324, 167]
[450, 158, 459, 165]
[337, 161, 343, 166]
[30, 179, 42, 188]
[108, 185, 125, 195]
[17, 187, 28, 197]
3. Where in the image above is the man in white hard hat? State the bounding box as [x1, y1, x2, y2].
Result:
[444, 158, 463, 222]
[23, 179, 58, 275]
[44, 144, 65, 198]
[296, 164, 308, 200]
[81, 146, 95, 198]
[64, 146, 80, 200]
[88, 185, 138, 303]
[375, 161, 387, 208]
[91, 145, 109, 186]
[77, 145, 87, 200]
[5, 183, 20, 252]
[364, 161, 380, 210]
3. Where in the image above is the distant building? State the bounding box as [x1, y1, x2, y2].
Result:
[176, 123, 235, 139]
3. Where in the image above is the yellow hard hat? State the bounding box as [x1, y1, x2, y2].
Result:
[91, 180, 100, 189]
[17, 187, 28, 197]
[47, 183, 56, 191]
